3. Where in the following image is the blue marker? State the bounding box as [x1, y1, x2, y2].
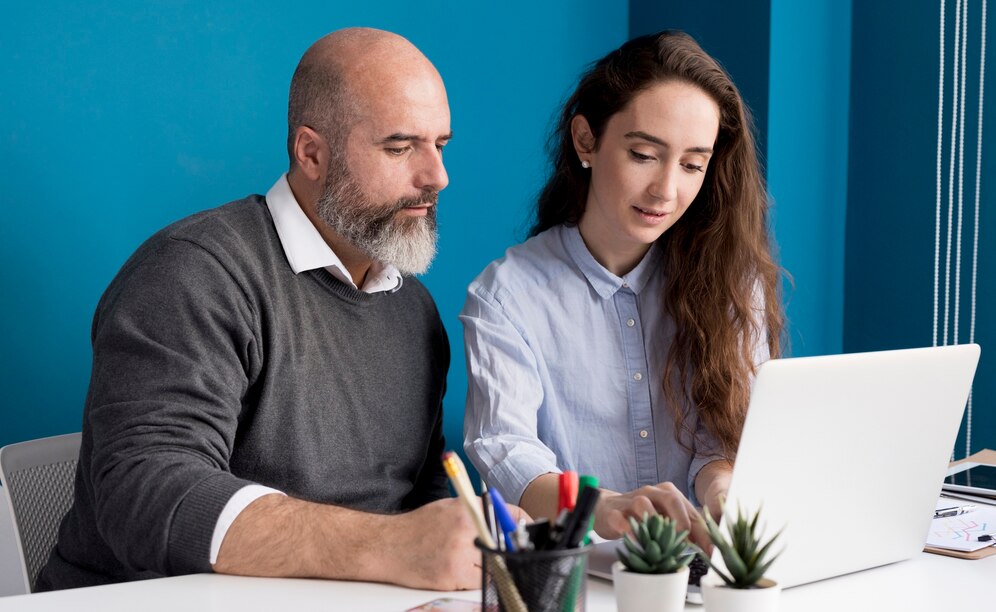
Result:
[489, 489, 518, 552]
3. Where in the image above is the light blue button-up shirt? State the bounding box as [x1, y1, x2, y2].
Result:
[462, 224, 763, 507]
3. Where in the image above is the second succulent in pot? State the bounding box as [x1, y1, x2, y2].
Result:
[699, 504, 783, 588]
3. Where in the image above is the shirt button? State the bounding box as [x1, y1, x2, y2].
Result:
[622, 282, 629, 288]
[640, 430, 649, 438]
[633, 372, 643, 381]
[626, 318, 635, 327]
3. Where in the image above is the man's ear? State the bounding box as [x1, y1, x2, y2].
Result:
[570, 115, 596, 158]
[291, 126, 328, 182]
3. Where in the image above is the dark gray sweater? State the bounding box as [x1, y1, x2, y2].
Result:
[36, 196, 450, 590]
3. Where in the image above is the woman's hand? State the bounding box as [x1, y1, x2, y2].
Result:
[593, 482, 710, 551]
[695, 460, 734, 522]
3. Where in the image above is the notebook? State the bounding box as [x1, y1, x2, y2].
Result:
[587, 345, 981, 590]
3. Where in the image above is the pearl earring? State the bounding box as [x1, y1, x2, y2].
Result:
[581, 160, 591, 169]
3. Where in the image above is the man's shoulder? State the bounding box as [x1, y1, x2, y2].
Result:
[159, 195, 272, 246]
[124, 195, 275, 270]
[103, 195, 277, 300]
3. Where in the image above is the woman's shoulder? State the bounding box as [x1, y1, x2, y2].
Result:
[469, 225, 576, 298]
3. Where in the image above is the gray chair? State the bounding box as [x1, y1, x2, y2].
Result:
[0, 433, 81, 593]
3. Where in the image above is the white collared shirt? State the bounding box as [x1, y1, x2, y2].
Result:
[208, 174, 402, 564]
[265, 173, 403, 292]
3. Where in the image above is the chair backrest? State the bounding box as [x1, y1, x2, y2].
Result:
[0, 433, 81, 593]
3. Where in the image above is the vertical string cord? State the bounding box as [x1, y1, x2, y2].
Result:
[936, 0, 947, 348]
[956, 0, 969, 346]
[945, 0, 964, 347]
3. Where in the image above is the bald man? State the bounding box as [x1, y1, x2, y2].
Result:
[36, 29, 484, 592]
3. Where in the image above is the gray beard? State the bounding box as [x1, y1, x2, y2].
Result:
[315, 156, 438, 276]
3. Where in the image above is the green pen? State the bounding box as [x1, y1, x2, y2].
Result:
[578, 475, 599, 545]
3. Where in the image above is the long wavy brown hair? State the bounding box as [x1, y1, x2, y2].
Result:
[532, 31, 785, 459]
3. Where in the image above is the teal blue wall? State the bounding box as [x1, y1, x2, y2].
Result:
[629, 0, 771, 167]
[845, 1, 995, 455]
[0, 2, 629, 452]
[768, 0, 850, 357]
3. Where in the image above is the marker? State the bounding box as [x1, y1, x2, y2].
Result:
[934, 504, 977, 518]
[578, 475, 599, 545]
[558, 471, 579, 513]
[555, 486, 601, 550]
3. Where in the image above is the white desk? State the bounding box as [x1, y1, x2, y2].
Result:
[1, 551, 992, 611]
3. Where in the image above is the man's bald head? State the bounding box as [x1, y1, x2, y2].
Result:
[286, 28, 440, 167]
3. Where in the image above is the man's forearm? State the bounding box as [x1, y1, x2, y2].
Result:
[212, 493, 390, 582]
[211, 493, 484, 591]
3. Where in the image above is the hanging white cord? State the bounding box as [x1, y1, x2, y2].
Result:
[935, 0, 946, 348]
[951, 0, 968, 344]
[944, 0, 964, 347]
[967, 0, 987, 458]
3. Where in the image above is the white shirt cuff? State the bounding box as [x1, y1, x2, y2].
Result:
[209, 484, 285, 564]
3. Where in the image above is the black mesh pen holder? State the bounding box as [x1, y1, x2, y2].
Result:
[476, 538, 590, 612]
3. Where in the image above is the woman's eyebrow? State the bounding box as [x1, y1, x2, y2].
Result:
[624, 130, 712, 154]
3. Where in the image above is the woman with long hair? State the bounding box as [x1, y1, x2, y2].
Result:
[462, 31, 784, 544]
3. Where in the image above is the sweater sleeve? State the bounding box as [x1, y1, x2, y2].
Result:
[84, 236, 262, 576]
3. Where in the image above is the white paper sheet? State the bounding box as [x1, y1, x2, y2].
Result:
[926, 497, 996, 552]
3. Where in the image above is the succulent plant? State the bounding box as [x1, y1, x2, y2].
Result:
[616, 512, 696, 574]
[698, 504, 783, 589]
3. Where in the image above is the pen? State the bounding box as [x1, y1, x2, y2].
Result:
[514, 518, 533, 551]
[490, 489, 518, 553]
[934, 504, 977, 518]
[480, 484, 502, 551]
[526, 518, 551, 549]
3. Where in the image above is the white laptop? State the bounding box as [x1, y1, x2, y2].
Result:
[588, 344, 980, 590]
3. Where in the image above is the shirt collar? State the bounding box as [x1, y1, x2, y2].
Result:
[265, 174, 402, 293]
[561, 224, 661, 299]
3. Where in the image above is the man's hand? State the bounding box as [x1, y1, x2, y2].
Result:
[377, 498, 482, 591]
[593, 482, 710, 551]
[378, 497, 531, 591]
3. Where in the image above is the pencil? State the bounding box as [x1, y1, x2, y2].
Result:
[442, 451, 495, 548]
[441, 451, 526, 612]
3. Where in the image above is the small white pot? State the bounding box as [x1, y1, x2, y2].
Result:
[612, 561, 688, 612]
[700, 573, 781, 612]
